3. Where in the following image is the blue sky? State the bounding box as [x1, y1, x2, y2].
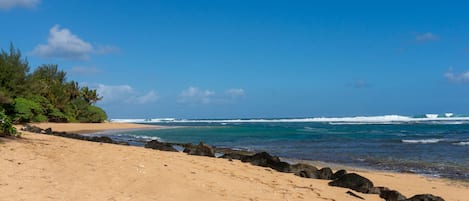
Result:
[1, 0, 469, 118]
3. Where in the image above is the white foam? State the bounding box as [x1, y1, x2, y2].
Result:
[110, 114, 469, 124]
[453, 141, 469, 146]
[402, 139, 442, 144]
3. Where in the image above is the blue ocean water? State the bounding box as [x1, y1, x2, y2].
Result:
[102, 117, 469, 181]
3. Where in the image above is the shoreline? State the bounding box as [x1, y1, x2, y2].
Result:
[2, 123, 468, 201]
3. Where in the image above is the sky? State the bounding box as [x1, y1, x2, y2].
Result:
[1, 0, 469, 119]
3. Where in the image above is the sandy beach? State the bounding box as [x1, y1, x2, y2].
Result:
[0, 123, 467, 201]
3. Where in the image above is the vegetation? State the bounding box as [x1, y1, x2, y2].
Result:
[0, 110, 17, 137]
[0, 44, 107, 125]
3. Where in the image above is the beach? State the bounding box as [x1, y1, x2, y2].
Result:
[0, 123, 467, 201]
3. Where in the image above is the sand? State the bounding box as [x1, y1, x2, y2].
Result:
[0, 123, 467, 201]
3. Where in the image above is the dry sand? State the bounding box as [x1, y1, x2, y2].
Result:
[0, 123, 467, 201]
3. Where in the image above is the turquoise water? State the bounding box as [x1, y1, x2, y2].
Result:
[103, 121, 469, 181]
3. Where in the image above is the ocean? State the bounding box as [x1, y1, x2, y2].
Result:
[100, 115, 469, 181]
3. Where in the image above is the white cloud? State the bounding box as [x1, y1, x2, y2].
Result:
[416, 32, 439, 42]
[179, 86, 215, 104]
[347, 79, 370, 88]
[179, 86, 245, 104]
[70, 66, 101, 75]
[225, 88, 245, 98]
[0, 0, 40, 9]
[444, 67, 469, 83]
[31, 25, 117, 60]
[95, 84, 158, 104]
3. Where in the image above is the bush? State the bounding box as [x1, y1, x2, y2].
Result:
[0, 110, 17, 137]
[12, 97, 44, 123]
[79, 105, 107, 123]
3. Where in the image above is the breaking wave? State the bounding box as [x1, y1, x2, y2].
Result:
[401, 139, 443, 144]
[110, 114, 469, 124]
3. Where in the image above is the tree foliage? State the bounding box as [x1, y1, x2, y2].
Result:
[0, 110, 17, 137]
[0, 44, 107, 124]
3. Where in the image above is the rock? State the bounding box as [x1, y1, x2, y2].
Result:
[405, 194, 444, 201]
[22, 125, 43, 133]
[44, 128, 52, 135]
[380, 190, 407, 201]
[290, 163, 319, 178]
[318, 167, 333, 180]
[328, 173, 374, 193]
[183, 142, 216, 157]
[89, 136, 114, 143]
[347, 191, 365, 200]
[220, 153, 250, 160]
[369, 186, 390, 194]
[332, 169, 347, 180]
[144, 140, 178, 152]
[241, 152, 291, 173]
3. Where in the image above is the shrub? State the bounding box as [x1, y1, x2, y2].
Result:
[12, 97, 44, 123]
[0, 110, 17, 137]
[79, 105, 107, 123]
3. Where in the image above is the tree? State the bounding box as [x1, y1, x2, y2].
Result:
[0, 43, 29, 99]
[80, 86, 102, 105]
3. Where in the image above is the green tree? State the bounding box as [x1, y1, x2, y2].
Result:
[80, 86, 102, 105]
[0, 44, 29, 99]
[12, 97, 44, 123]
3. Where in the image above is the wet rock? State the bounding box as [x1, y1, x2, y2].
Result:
[89, 136, 114, 143]
[183, 142, 216, 157]
[289, 163, 319, 178]
[220, 153, 250, 160]
[144, 140, 178, 152]
[318, 167, 333, 180]
[241, 152, 291, 173]
[332, 169, 347, 180]
[405, 194, 444, 201]
[328, 173, 374, 193]
[380, 190, 407, 201]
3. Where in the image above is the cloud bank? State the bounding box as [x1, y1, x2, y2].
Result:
[0, 0, 40, 9]
[32, 25, 118, 60]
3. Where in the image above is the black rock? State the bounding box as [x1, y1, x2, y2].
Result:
[183, 142, 216, 157]
[220, 153, 250, 160]
[289, 163, 319, 178]
[328, 173, 374, 193]
[369, 186, 390, 194]
[241, 152, 291, 173]
[144, 140, 178, 152]
[44, 128, 53, 135]
[318, 167, 333, 180]
[380, 190, 407, 201]
[89, 136, 114, 143]
[347, 191, 365, 200]
[22, 125, 43, 133]
[405, 194, 444, 201]
[332, 169, 347, 180]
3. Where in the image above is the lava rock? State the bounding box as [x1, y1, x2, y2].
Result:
[44, 128, 53, 135]
[328, 173, 374, 193]
[22, 125, 43, 133]
[144, 140, 178, 152]
[405, 194, 444, 201]
[318, 167, 333, 180]
[370, 186, 390, 194]
[380, 190, 407, 201]
[89, 136, 114, 143]
[241, 152, 291, 172]
[332, 169, 347, 180]
[289, 163, 319, 178]
[183, 142, 216, 157]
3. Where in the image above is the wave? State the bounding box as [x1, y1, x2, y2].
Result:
[453, 141, 469, 146]
[402, 139, 443, 144]
[110, 114, 469, 124]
